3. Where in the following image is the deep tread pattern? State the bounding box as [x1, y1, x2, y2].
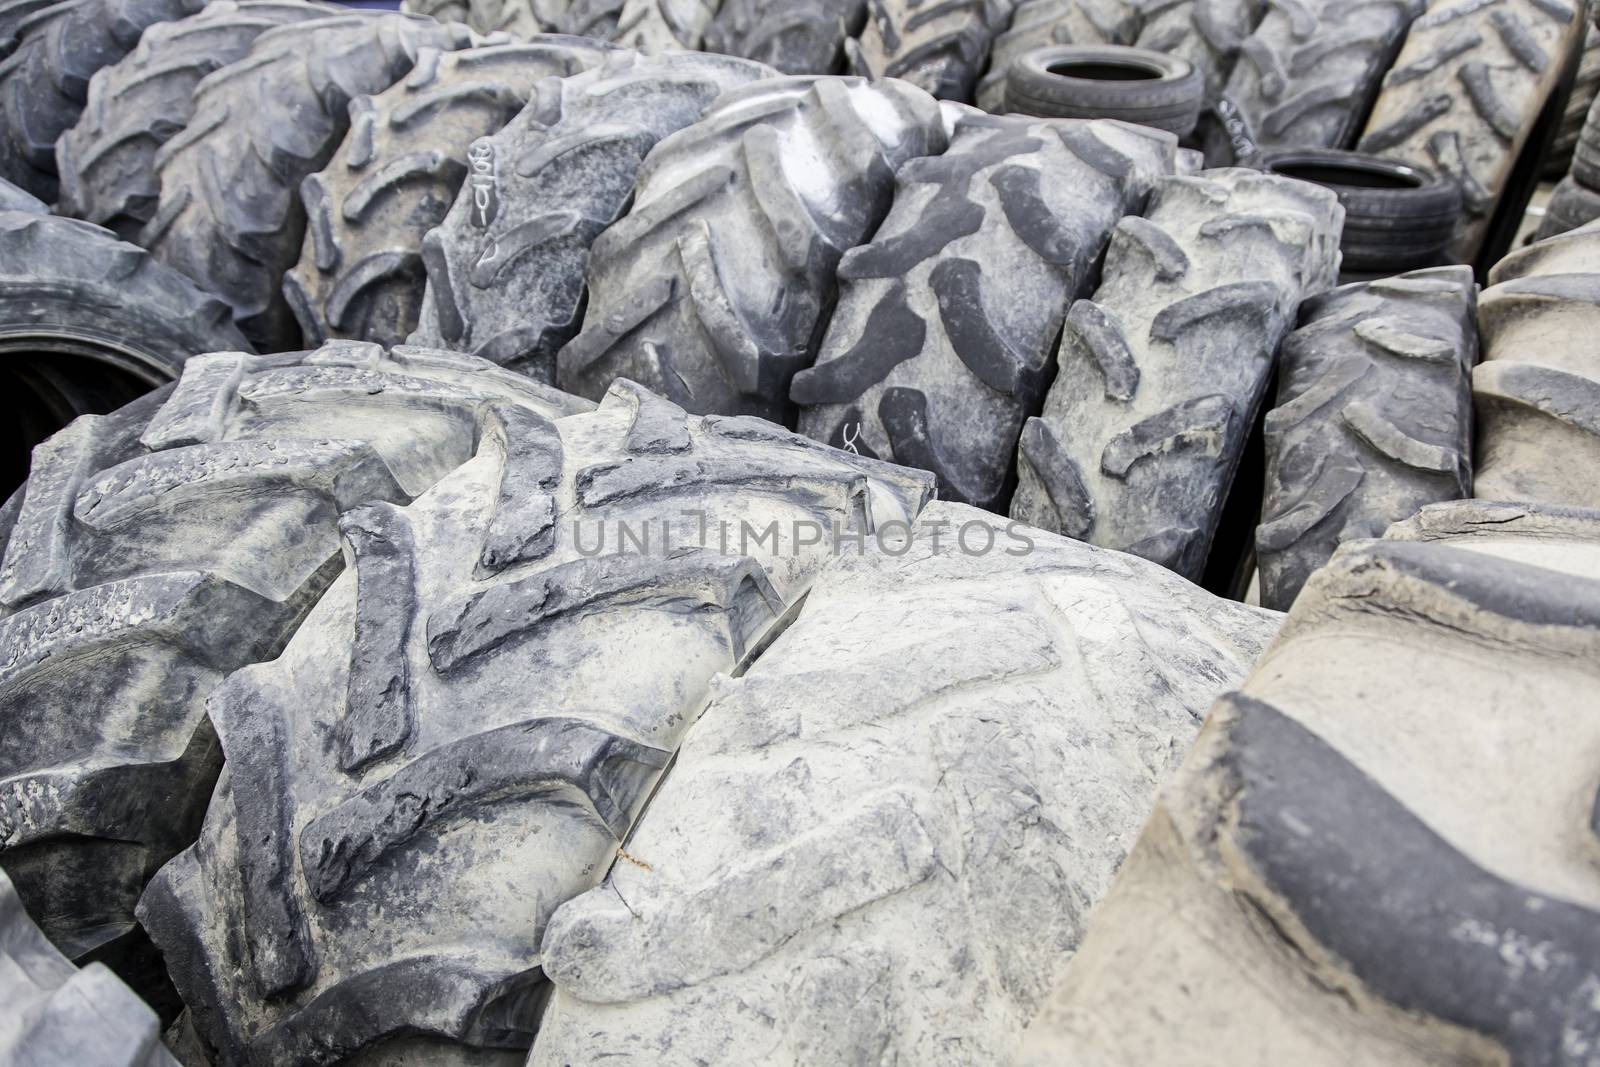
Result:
[610, 0, 721, 49]
[1132, 0, 1263, 103]
[283, 39, 610, 349]
[1019, 501, 1600, 1066]
[558, 75, 946, 421]
[795, 115, 1176, 510]
[0, 0, 206, 201]
[848, 0, 1013, 101]
[139, 14, 483, 352]
[0, 341, 587, 996]
[137, 380, 934, 1066]
[1357, 0, 1586, 262]
[704, 0, 866, 73]
[533, 501, 1279, 1066]
[1256, 265, 1476, 611]
[1546, 22, 1600, 177]
[561, 0, 624, 37]
[974, 0, 1140, 111]
[1010, 167, 1342, 581]
[56, 1, 338, 241]
[409, 50, 771, 379]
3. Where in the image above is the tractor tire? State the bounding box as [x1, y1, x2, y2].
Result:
[1534, 172, 1600, 237]
[283, 39, 612, 349]
[409, 50, 771, 378]
[703, 0, 866, 74]
[975, 0, 1140, 113]
[1571, 85, 1600, 186]
[793, 114, 1177, 511]
[55, 0, 339, 242]
[1544, 20, 1600, 177]
[0, 0, 206, 201]
[1357, 0, 1587, 264]
[1001, 44, 1203, 134]
[136, 379, 934, 1066]
[609, 0, 720, 49]
[0, 340, 589, 1008]
[561, 0, 623, 37]
[0, 0, 57, 55]
[846, 0, 1012, 102]
[138, 14, 482, 353]
[1017, 499, 1600, 1067]
[402, 0, 474, 28]
[1132, 0, 1261, 103]
[533, 500, 1281, 1067]
[1473, 218, 1600, 507]
[1009, 167, 1343, 581]
[1256, 266, 1476, 611]
[557, 75, 946, 422]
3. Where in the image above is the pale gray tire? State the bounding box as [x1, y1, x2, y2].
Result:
[1009, 167, 1343, 581]
[1473, 219, 1600, 507]
[0, 172, 44, 211]
[846, 0, 1013, 102]
[409, 50, 772, 379]
[283, 39, 613, 349]
[1256, 266, 1476, 611]
[1533, 172, 1600, 237]
[703, 0, 866, 74]
[1544, 20, 1600, 176]
[1357, 0, 1588, 264]
[609, 0, 720, 49]
[557, 75, 947, 422]
[561, 0, 624, 37]
[533, 500, 1281, 1066]
[0, 341, 587, 1007]
[975, 0, 1140, 113]
[793, 115, 1177, 511]
[0, 868, 178, 1066]
[402, 0, 474, 26]
[1132, 0, 1262, 103]
[136, 379, 934, 1066]
[1018, 499, 1600, 1066]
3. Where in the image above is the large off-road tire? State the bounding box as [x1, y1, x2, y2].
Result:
[0, 340, 589, 1008]
[1571, 83, 1600, 186]
[1256, 266, 1476, 611]
[1017, 499, 1600, 1066]
[409, 50, 771, 378]
[0, 0, 206, 201]
[533, 500, 1280, 1066]
[1533, 171, 1600, 237]
[0, 0, 56, 55]
[55, 1, 339, 242]
[1002, 45, 1203, 135]
[1357, 0, 1587, 264]
[846, 0, 1012, 102]
[137, 379, 933, 1066]
[609, 0, 720, 49]
[1132, 0, 1261, 103]
[138, 14, 482, 353]
[0, 867, 177, 1066]
[1209, 0, 1423, 164]
[557, 75, 946, 422]
[283, 39, 612, 350]
[402, 0, 474, 27]
[0, 171, 44, 211]
[793, 115, 1176, 510]
[703, 0, 865, 74]
[1473, 218, 1600, 507]
[1009, 168, 1342, 581]
[974, 0, 1139, 113]
[1544, 20, 1600, 177]
[0, 210, 251, 494]
[561, 0, 623, 37]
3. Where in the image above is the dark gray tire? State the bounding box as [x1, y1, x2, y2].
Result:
[1002, 44, 1203, 135]
[1132, 0, 1262, 102]
[1534, 172, 1600, 237]
[55, 1, 338, 241]
[846, 0, 1011, 102]
[0, 340, 589, 1007]
[0, 0, 207, 201]
[1569, 86, 1600, 186]
[557, 75, 946, 422]
[1256, 266, 1476, 611]
[283, 39, 612, 349]
[793, 115, 1177, 510]
[975, 0, 1140, 112]
[0, 0, 56, 56]
[138, 14, 482, 352]
[1544, 20, 1600, 177]
[1009, 167, 1343, 581]
[561, 0, 623, 37]
[136, 379, 933, 1067]
[704, 0, 866, 74]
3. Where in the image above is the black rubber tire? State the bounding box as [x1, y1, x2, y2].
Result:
[704, 0, 866, 75]
[1259, 148, 1461, 273]
[1535, 173, 1600, 238]
[1002, 44, 1203, 136]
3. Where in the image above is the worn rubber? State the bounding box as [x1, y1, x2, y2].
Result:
[138, 14, 483, 352]
[704, 0, 866, 74]
[1009, 167, 1343, 581]
[401, 0, 474, 27]
[1544, 20, 1600, 176]
[56, 1, 338, 241]
[1357, 0, 1587, 263]
[1256, 266, 1476, 611]
[410, 50, 770, 379]
[136, 379, 934, 1066]
[1473, 219, 1600, 507]
[0, 341, 589, 1008]
[794, 114, 1176, 510]
[846, 0, 1012, 102]
[0, 0, 58, 56]
[1132, 0, 1261, 103]
[1571, 79, 1600, 185]
[558, 75, 946, 422]
[533, 500, 1280, 1066]
[1534, 171, 1600, 237]
[975, 0, 1140, 112]
[561, 0, 624, 37]
[283, 39, 611, 349]
[0, 172, 44, 211]
[609, 0, 721, 49]
[1018, 499, 1600, 1066]
[1002, 44, 1202, 134]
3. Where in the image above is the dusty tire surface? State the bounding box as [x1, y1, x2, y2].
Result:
[557, 75, 946, 422]
[1009, 167, 1342, 581]
[1545, 20, 1600, 176]
[283, 38, 612, 349]
[703, 0, 865, 74]
[1002, 45, 1202, 135]
[608, 0, 720, 50]
[1256, 266, 1476, 611]
[1535, 171, 1600, 237]
[409, 50, 772, 378]
[1018, 499, 1600, 1066]
[136, 380, 933, 1066]
[847, 0, 1011, 102]
[0, 172, 45, 212]
[975, 0, 1139, 112]
[1132, 0, 1260, 103]
[793, 114, 1177, 510]
[533, 501, 1280, 1067]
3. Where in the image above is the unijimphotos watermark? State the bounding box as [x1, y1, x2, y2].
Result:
[569, 510, 1038, 558]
